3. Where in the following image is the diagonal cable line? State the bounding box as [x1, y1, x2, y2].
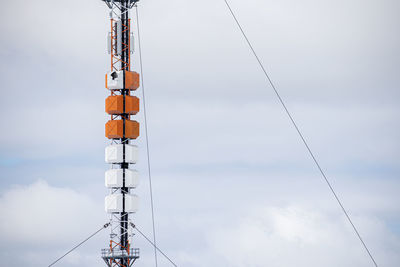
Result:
[222, 0, 378, 266]
[135, 5, 159, 267]
[130, 223, 178, 267]
[47, 223, 110, 267]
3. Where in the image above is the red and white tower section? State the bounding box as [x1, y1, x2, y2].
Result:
[101, 1, 140, 267]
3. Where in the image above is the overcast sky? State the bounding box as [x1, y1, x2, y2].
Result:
[0, 0, 399, 266]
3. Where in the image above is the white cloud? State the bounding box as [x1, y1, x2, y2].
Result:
[0, 176, 400, 267]
[0, 180, 110, 266]
[205, 205, 400, 267]
[0, 180, 104, 246]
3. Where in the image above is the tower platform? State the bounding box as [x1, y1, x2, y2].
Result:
[101, 248, 139, 267]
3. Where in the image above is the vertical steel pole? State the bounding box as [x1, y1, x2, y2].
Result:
[121, 2, 130, 267]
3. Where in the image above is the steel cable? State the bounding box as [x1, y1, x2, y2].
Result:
[130, 223, 178, 267]
[135, 5, 159, 267]
[222, 0, 378, 266]
[47, 223, 110, 267]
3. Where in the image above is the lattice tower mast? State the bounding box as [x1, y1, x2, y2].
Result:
[101, 1, 141, 267]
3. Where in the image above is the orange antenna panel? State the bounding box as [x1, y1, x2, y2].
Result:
[105, 120, 140, 139]
[106, 95, 140, 115]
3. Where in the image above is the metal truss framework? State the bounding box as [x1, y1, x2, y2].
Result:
[102, 1, 140, 267]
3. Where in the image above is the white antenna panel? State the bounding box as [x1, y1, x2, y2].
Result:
[106, 70, 124, 90]
[107, 32, 112, 54]
[105, 193, 139, 213]
[130, 33, 134, 54]
[116, 20, 122, 55]
[105, 144, 138, 164]
[125, 194, 139, 213]
[105, 169, 139, 188]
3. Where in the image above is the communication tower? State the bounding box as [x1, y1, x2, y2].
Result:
[101, 1, 141, 267]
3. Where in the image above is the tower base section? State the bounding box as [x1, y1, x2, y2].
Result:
[101, 248, 139, 267]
